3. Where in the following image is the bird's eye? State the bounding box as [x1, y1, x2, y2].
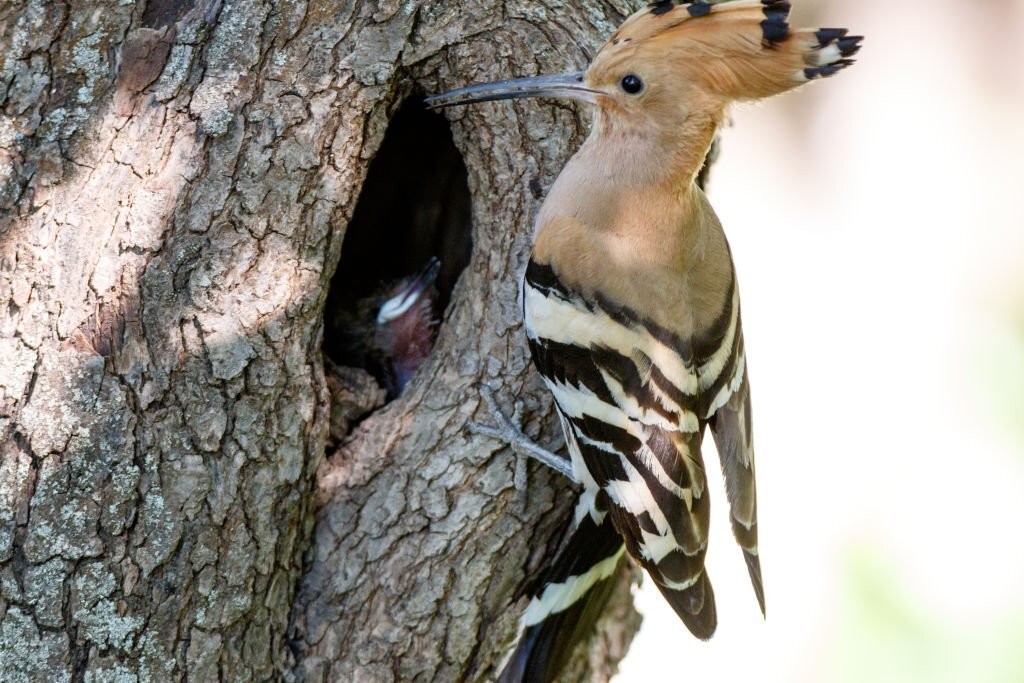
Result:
[620, 74, 644, 95]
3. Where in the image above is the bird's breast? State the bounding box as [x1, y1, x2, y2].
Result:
[529, 208, 735, 348]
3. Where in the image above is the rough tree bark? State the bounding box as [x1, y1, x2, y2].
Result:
[0, 0, 642, 681]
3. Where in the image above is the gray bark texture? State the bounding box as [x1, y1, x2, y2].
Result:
[0, 0, 642, 681]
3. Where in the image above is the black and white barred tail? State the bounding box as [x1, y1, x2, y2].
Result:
[498, 510, 625, 683]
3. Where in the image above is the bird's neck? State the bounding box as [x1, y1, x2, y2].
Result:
[585, 106, 720, 189]
[536, 110, 722, 264]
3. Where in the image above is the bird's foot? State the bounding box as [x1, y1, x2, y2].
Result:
[467, 384, 575, 483]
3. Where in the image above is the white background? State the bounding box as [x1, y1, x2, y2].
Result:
[617, 1, 1024, 681]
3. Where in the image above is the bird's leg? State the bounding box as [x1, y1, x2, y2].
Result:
[468, 384, 575, 482]
[506, 396, 530, 491]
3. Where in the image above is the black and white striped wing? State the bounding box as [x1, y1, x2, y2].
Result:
[709, 366, 764, 614]
[523, 260, 724, 638]
[695, 278, 764, 615]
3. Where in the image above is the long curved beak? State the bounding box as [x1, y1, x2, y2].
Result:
[425, 71, 599, 108]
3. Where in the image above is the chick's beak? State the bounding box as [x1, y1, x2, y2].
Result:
[376, 257, 441, 325]
[425, 71, 599, 108]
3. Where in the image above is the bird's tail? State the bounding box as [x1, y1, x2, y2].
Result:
[636, 1, 862, 101]
[498, 510, 626, 683]
[653, 570, 717, 640]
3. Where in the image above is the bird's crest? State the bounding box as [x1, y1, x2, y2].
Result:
[590, 0, 862, 103]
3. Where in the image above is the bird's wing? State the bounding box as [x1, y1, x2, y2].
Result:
[690, 264, 764, 616]
[708, 362, 764, 614]
[524, 258, 721, 638]
[686, 260, 763, 615]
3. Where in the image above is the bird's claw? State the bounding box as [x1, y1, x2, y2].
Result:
[468, 384, 575, 482]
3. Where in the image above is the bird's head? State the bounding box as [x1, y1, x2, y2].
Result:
[369, 257, 442, 397]
[374, 257, 441, 328]
[428, 1, 859, 167]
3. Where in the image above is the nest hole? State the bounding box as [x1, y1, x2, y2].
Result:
[323, 96, 473, 413]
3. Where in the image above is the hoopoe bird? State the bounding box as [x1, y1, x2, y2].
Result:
[333, 257, 441, 398]
[370, 257, 442, 396]
[428, 1, 860, 680]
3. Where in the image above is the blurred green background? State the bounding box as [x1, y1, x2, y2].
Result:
[616, 1, 1024, 680]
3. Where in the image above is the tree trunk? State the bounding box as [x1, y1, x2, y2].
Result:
[0, 0, 641, 680]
